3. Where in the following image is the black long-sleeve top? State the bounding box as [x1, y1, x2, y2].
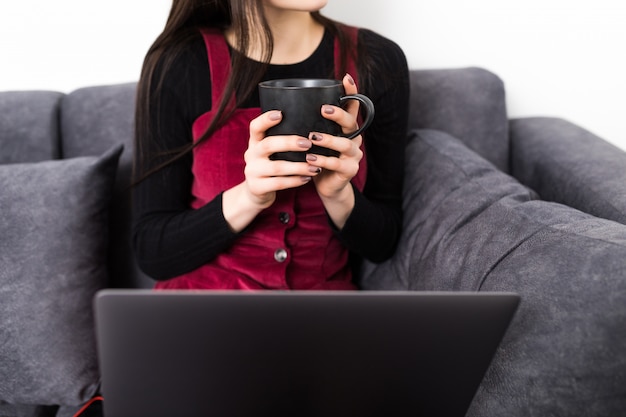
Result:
[132, 28, 409, 280]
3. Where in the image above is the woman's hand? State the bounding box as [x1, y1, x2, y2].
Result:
[306, 73, 364, 229]
[222, 110, 320, 232]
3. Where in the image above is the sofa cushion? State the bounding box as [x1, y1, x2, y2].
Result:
[360, 129, 626, 416]
[360, 128, 541, 291]
[0, 145, 122, 406]
[0, 91, 64, 164]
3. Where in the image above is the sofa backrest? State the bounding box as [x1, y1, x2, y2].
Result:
[0, 90, 64, 164]
[59, 82, 153, 289]
[408, 67, 509, 173]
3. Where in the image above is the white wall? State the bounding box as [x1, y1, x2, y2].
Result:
[324, 0, 626, 151]
[1, 0, 625, 150]
[0, 0, 171, 92]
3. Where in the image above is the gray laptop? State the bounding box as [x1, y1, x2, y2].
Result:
[94, 290, 519, 417]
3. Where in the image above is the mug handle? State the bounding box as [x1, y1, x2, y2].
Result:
[339, 94, 375, 139]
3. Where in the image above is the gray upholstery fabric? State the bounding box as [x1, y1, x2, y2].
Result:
[511, 117, 626, 226]
[473, 216, 626, 416]
[60, 83, 135, 161]
[0, 145, 122, 406]
[408, 68, 509, 173]
[0, 91, 64, 164]
[360, 129, 626, 416]
[60, 83, 152, 289]
[359, 127, 539, 291]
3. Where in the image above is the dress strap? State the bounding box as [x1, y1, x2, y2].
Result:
[334, 25, 359, 84]
[199, 28, 235, 110]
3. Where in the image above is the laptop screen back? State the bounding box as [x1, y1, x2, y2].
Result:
[94, 290, 519, 417]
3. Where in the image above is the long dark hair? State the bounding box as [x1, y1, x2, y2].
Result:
[134, 0, 359, 183]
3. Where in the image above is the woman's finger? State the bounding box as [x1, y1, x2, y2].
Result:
[249, 110, 283, 144]
[342, 73, 360, 118]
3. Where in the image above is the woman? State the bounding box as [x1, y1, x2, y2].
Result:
[132, 0, 409, 290]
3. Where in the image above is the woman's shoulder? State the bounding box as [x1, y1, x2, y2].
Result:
[149, 30, 213, 120]
[356, 27, 401, 47]
[154, 32, 207, 87]
[356, 27, 407, 69]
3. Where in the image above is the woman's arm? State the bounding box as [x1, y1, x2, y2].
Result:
[330, 30, 409, 262]
[132, 41, 241, 280]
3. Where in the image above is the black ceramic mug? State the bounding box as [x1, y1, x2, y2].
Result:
[258, 78, 375, 162]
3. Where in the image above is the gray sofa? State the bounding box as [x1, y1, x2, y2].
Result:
[1, 68, 625, 417]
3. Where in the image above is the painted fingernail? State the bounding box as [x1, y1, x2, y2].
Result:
[301, 176, 312, 182]
[323, 106, 335, 115]
[310, 133, 323, 141]
[297, 139, 311, 148]
[346, 73, 355, 86]
[269, 111, 282, 121]
[306, 154, 318, 162]
[308, 166, 322, 174]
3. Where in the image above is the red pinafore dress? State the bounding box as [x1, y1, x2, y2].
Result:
[155, 26, 367, 291]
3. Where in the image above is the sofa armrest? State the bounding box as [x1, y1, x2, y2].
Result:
[510, 117, 626, 225]
[408, 67, 509, 172]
